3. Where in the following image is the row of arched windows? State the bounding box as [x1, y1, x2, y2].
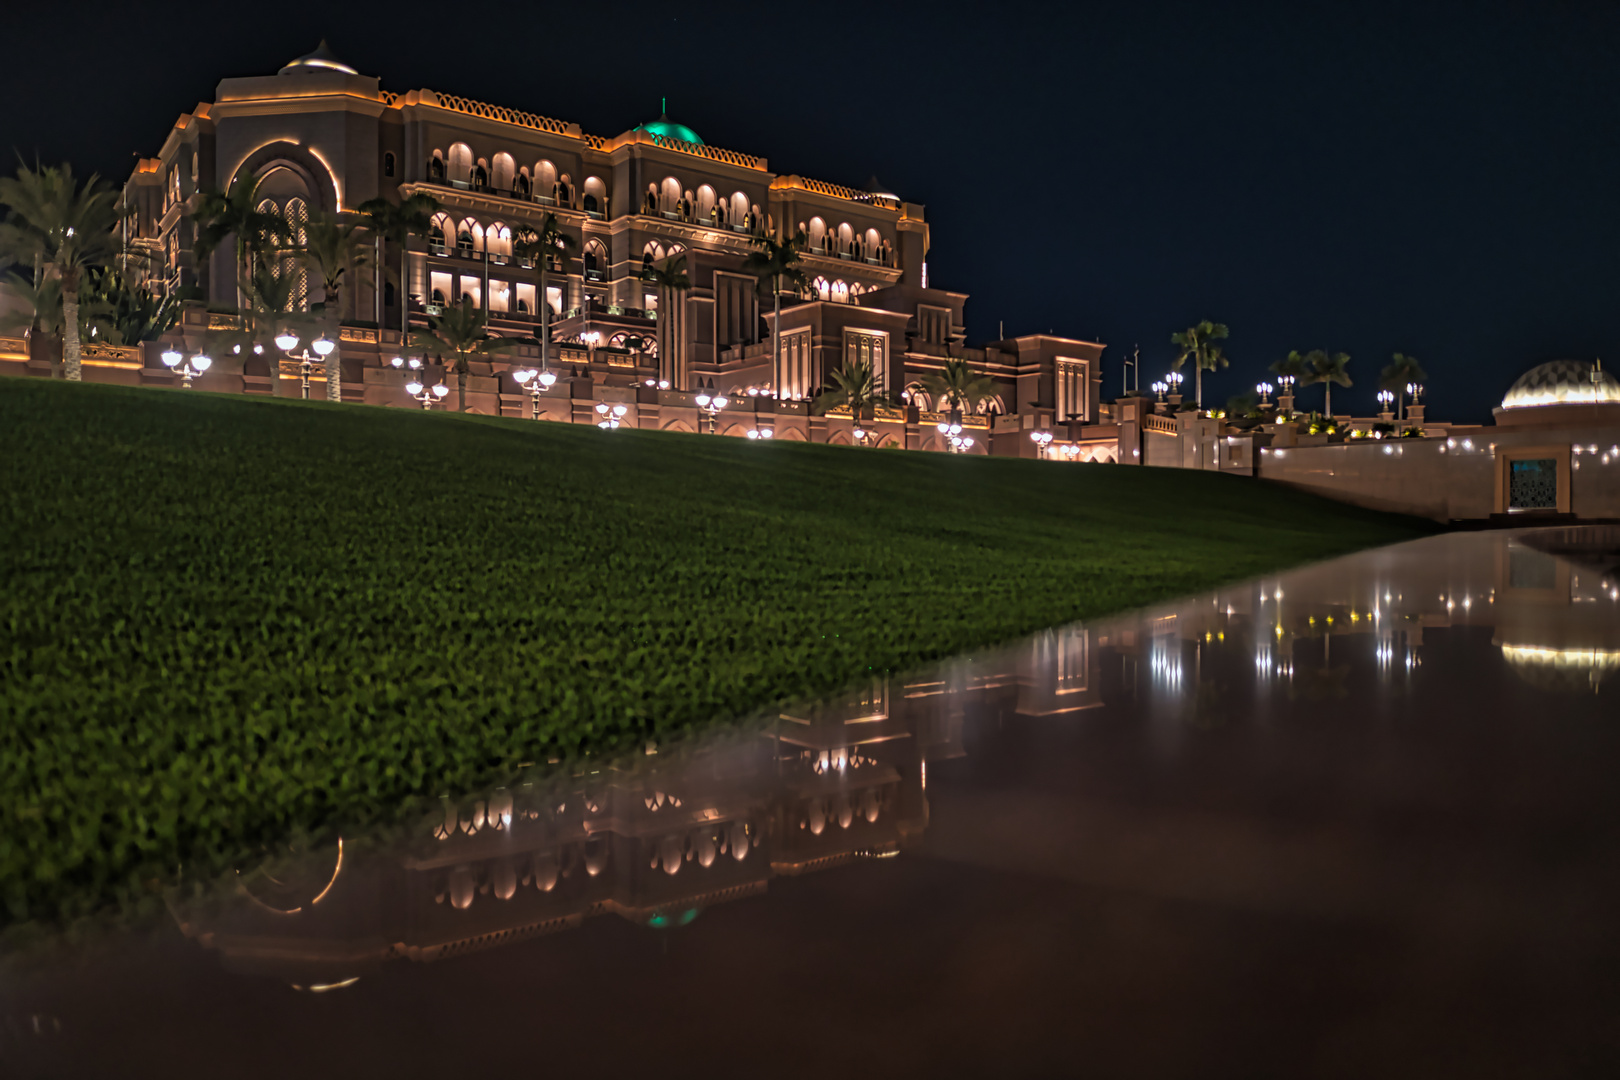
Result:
[809, 277, 871, 304]
[803, 217, 893, 265]
[643, 179, 760, 232]
[426, 145, 607, 213]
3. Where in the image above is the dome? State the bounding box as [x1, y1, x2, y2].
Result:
[632, 108, 704, 146]
[1501, 360, 1620, 410]
[278, 39, 359, 76]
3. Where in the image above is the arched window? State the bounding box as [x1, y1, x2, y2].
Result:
[582, 193, 599, 214]
[660, 177, 682, 215]
[556, 175, 572, 205]
[535, 160, 558, 203]
[385, 280, 397, 307]
[864, 228, 882, 261]
[429, 212, 452, 255]
[583, 239, 605, 280]
[383, 152, 396, 178]
[491, 153, 515, 190]
[486, 223, 512, 259]
[583, 176, 606, 215]
[696, 185, 716, 221]
[432, 287, 446, 304]
[730, 192, 750, 227]
[832, 280, 849, 304]
[448, 143, 474, 184]
[837, 223, 854, 256]
[814, 276, 830, 301]
[515, 170, 531, 198]
[283, 197, 310, 309]
[808, 217, 826, 252]
[472, 162, 489, 190]
[428, 152, 445, 181]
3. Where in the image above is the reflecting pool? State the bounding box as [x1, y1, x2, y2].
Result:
[4, 528, 1618, 1077]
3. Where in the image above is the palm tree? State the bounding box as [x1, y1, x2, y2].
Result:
[1379, 353, 1427, 421]
[512, 212, 578, 376]
[1169, 320, 1230, 408]
[300, 211, 372, 401]
[1301, 350, 1353, 416]
[645, 253, 690, 387]
[0, 162, 128, 381]
[193, 175, 294, 300]
[0, 271, 68, 374]
[204, 252, 317, 386]
[1269, 349, 1308, 412]
[741, 230, 808, 395]
[918, 355, 997, 419]
[81, 266, 188, 347]
[412, 301, 518, 412]
[813, 358, 888, 429]
[358, 192, 441, 348]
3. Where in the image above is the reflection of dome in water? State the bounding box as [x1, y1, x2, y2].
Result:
[1501, 360, 1620, 410]
[1501, 644, 1620, 694]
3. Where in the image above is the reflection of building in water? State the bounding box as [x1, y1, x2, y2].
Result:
[180, 631, 1107, 988]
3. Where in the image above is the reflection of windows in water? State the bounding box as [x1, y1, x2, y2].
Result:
[1509, 548, 1558, 590]
[1056, 628, 1089, 693]
[1509, 458, 1557, 510]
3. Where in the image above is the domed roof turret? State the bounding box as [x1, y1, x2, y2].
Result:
[278, 39, 359, 76]
[631, 102, 703, 145]
[1501, 359, 1620, 410]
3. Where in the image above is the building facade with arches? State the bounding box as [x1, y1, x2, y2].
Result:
[66, 43, 1112, 458]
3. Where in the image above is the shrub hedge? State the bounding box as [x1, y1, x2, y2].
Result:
[0, 380, 1429, 925]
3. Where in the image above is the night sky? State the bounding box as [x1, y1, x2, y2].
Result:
[5, 0, 1617, 422]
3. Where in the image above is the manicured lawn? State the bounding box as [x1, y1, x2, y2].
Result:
[0, 379, 1430, 925]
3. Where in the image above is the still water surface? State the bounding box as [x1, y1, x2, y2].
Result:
[5, 528, 1619, 1078]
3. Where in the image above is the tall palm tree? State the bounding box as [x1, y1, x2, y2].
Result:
[918, 355, 997, 418]
[1170, 320, 1230, 408]
[1301, 350, 1353, 416]
[300, 211, 372, 401]
[1269, 349, 1308, 412]
[813, 358, 888, 429]
[513, 212, 578, 376]
[0, 162, 127, 381]
[193, 175, 294, 300]
[741, 230, 807, 395]
[412, 301, 518, 412]
[204, 252, 317, 388]
[1379, 352, 1427, 421]
[358, 192, 441, 348]
[645, 253, 690, 387]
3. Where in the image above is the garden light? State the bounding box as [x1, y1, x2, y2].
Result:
[1031, 429, 1054, 459]
[275, 331, 299, 352]
[162, 349, 209, 388]
[311, 337, 335, 357]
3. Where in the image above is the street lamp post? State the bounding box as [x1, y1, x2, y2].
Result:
[1165, 371, 1184, 406]
[1256, 381, 1274, 407]
[595, 402, 629, 429]
[1152, 380, 1168, 403]
[160, 347, 211, 388]
[1376, 389, 1395, 422]
[1030, 429, 1054, 459]
[513, 366, 559, 420]
[274, 331, 337, 401]
[745, 426, 775, 441]
[694, 389, 729, 434]
[1276, 374, 1296, 416]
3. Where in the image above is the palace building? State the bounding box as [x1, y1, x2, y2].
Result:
[5, 42, 1115, 458]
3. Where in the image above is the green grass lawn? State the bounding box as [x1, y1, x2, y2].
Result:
[0, 379, 1430, 925]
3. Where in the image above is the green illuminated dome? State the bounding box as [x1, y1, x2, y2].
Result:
[633, 110, 703, 146]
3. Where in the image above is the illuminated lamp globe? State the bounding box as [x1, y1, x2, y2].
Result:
[431, 384, 449, 398]
[274, 331, 299, 352]
[192, 355, 212, 373]
[161, 348, 182, 368]
[405, 381, 423, 396]
[513, 369, 534, 385]
[311, 336, 335, 357]
[695, 393, 711, 408]
[538, 371, 557, 388]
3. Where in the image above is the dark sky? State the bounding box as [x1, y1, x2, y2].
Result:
[6, 0, 1618, 422]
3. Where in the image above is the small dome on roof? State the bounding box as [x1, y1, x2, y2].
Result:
[279, 39, 359, 76]
[1501, 359, 1620, 410]
[632, 105, 703, 146]
[864, 176, 898, 200]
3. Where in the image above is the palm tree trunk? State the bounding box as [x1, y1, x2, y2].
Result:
[1195, 364, 1203, 409]
[61, 288, 82, 382]
[326, 345, 341, 403]
[457, 366, 467, 412]
[772, 282, 782, 395]
[1325, 386, 1332, 417]
[539, 262, 548, 373]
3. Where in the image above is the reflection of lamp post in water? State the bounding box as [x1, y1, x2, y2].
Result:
[513, 366, 558, 420]
[161, 347, 211, 388]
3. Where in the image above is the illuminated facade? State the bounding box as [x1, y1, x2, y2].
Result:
[2, 42, 1113, 457]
